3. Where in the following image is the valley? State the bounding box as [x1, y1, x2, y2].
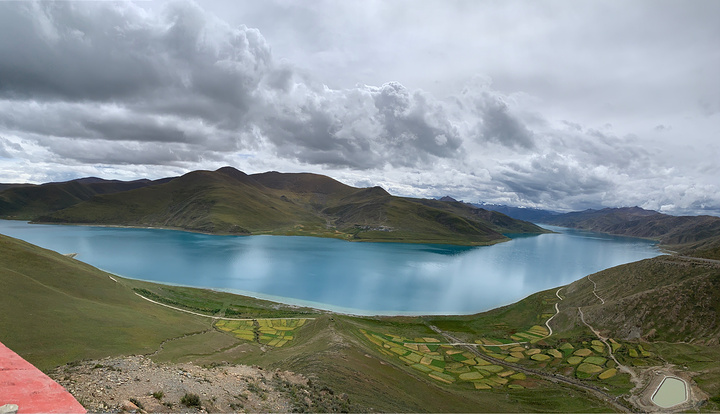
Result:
[1, 231, 719, 412]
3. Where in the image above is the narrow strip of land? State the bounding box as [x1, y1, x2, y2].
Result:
[133, 292, 314, 321]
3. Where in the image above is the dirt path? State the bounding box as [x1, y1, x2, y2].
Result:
[579, 276, 640, 390]
[133, 292, 314, 321]
[409, 287, 565, 350]
[577, 307, 641, 391]
[586, 274, 605, 305]
[543, 287, 564, 337]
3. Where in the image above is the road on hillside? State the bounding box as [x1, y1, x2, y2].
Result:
[676, 255, 720, 266]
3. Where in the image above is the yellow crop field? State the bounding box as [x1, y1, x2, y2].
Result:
[598, 368, 617, 379]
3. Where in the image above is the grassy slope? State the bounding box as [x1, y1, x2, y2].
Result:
[427, 256, 720, 409]
[555, 256, 720, 344]
[0, 234, 210, 370]
[38, 167, 548, 245]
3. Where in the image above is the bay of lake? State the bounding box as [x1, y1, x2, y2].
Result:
[0, 220, 661, 315]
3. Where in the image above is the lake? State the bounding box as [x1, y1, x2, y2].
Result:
[0, 220, 661, 315]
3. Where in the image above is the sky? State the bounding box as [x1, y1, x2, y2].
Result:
[0, 0, 718, 215]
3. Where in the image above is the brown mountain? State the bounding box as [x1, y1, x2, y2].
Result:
[31, 167, 548, 245]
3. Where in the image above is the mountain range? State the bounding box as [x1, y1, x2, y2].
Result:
[447, 198, 720, 258]
[0, 167, 547, 245]
[470, 201, 562, 223]
[541, 206, 720, 258]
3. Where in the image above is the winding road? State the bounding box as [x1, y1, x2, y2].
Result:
[543, 287, 564, 337]
[586, 274, 605, 305]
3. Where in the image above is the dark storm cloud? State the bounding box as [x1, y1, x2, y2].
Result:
[496, 153, 615, 209]
[0, 1, 468, 171]
[0, 3, 165, 101]
[44, 138, 211, 165]
[0, 1, 269, 107]
[264, 102, 380, 170]
[260, 81, 464, 169]
[0, 0, 270, 169]
[373, 82, 462, 159]
[479, 98, 535, 149]
[83, 119, 191, 144]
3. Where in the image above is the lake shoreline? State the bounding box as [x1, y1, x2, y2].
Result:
[27, 218, 512, 247]
[0, 219, 662, 316]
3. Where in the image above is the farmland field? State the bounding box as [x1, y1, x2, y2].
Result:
[214, 318, 308, 347]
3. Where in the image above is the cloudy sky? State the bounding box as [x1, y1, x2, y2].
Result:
[1, 0, 718, 215]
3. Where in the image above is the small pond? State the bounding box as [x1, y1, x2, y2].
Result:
[651, 376, 687, 408]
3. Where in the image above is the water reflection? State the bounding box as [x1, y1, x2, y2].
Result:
[0, 220, 660, 315]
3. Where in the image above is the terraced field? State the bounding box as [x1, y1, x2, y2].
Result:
[215, 319, 308, 347]
[360, 329, 532, 390]
[361, 317, 662, 396]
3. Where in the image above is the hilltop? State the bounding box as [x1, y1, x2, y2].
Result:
[0, 177, 170, 220]
[0, 167, 548, 245]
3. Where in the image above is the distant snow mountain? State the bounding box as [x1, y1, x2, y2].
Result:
[473, 203, 562, 223]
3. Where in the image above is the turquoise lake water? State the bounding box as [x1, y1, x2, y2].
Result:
[0, 220, 661, 315]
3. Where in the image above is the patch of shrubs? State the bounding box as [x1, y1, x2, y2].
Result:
[181, 393, 201, 408]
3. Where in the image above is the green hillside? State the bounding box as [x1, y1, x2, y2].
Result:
[0, 233, 208, 370]
[35, 167, 548, 245]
